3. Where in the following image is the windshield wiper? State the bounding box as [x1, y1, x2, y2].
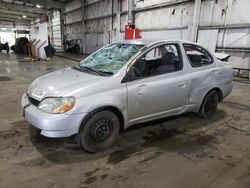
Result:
[79, 65, 105, 76]
[72, 65, 114, 76]
[98, 70, 114, 76]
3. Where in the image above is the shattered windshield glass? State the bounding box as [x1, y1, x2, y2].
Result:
[77, 43, 144, 75]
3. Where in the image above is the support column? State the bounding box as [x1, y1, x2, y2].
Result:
[81, 0, 86, 54]
[128, 0, 134, 25]
[191, 0, 201, 42]
[116, 0, 121, 41]
[60, 9, 64, 52]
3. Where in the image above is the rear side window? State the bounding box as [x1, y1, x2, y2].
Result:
[183, 44, 214, 67]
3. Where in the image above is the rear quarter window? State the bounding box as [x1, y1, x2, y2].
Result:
[183, 43, 214, 67]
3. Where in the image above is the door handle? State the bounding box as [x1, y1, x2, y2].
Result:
[137, 84, 147, 95]
[178, 83, 186, 88]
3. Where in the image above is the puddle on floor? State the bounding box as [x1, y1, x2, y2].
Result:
[107, 146, 143, 164]
[107, 127, 220, 165]
[141, 129, 218, 155]
[0, 76, 11, 81]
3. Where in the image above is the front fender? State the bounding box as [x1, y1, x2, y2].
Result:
[66, 85, 128, 127]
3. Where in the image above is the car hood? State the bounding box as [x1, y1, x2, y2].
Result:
[28, 67, 105, 101]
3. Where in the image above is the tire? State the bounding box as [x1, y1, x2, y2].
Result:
[78, 110, 120, 153]
[197, 90, 219, 118]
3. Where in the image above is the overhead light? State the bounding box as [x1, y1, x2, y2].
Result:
[11, 28, 17, 31]
[25, 29, 30, 31]
[1, 28, 7, 30]
[23, 15, 26, 18]
[36, 4, 41, 8]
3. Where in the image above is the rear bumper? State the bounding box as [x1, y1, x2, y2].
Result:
[21, 94, 86, 138]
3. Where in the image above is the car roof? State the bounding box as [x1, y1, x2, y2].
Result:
[117, 39, 199, 46]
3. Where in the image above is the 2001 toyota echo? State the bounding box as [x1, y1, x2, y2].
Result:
[21, 39, 233, 152]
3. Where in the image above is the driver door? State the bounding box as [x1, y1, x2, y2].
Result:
[125, 43, 189, 124]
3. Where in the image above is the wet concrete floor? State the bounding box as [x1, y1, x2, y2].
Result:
[0, 52, 250, 188]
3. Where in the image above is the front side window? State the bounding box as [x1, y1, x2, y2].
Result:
[183, 44, 213, 67]
[73, 43, 144, 76]
[130, 44, 182, 79]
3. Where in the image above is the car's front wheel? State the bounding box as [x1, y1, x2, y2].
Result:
[78, 110, 120, 153]
[198, 90, 219, 118]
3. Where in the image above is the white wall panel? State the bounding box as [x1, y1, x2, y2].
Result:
[85, 0, 112, 19]
[200, 0, 227, 26]
[65, 9, 82, 24]
[217, 28, 250, 48]
[65, 0, 82, 12]
[134, 4, 192, 30]
[141, 29, 190, 41]
[231, 54, 250, 70]
[135, 0, 176, 8]
[197, 30, 218, 52]
[228, 0, 250, 25]
[85, 18, 111, 33]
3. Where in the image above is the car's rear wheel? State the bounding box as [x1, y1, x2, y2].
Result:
[197, 90, 219, 118]
[78, 110, 120, 153]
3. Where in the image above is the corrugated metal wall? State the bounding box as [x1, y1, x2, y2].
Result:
[63, 0, 250, 77]
[64, 0, 83, 52]
[51, 10, 63, 51]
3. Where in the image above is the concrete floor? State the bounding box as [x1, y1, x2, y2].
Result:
[0, 52, 250, 188]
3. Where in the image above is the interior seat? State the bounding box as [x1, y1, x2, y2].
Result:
[151, 52, 176, 75]
[188, 54, 202, 67]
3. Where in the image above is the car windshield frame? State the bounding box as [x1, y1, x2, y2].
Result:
[73, 43, 145, 76]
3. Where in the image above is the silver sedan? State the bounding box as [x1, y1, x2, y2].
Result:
[21, 40, 233, 152]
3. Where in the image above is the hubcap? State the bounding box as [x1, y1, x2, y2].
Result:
[91, 119, 113, 143]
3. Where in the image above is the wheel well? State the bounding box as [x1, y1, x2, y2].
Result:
[203, 88, 223, 103]
[198, 88, 223, 112]
[212, 88, 223, 102]
[103, 106, 125, 132]
[81, 106, 125, 132]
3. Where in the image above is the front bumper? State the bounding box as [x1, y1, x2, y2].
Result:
[21, 94, 86, 138]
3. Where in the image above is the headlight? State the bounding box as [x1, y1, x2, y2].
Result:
[38, 97, 76, 114]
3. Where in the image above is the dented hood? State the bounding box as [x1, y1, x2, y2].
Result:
[28, 67, 105, 101]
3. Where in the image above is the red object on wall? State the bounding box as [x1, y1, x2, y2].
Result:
[134, 28, 141, 39]
[125, 25, 141, 40]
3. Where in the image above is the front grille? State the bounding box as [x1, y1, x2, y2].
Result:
[28, 96, 40, 106]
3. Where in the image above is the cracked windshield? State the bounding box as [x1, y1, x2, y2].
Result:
[78, 43, 144, 75]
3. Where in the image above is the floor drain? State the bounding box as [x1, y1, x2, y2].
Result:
[0, 76, 11, 81]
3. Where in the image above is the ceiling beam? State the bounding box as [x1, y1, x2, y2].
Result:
[0, 20, 14, 27]
[0, 2, 48, 14]
[0, 13, 34, 21]
[0, 8, 40, 18]
[19, 0, 63, 9]
[0, 19, 30, 25]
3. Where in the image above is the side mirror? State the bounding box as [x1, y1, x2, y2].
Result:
[121, 66, 138, 83]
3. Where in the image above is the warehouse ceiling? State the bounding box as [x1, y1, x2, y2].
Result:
[0, 0, 69, 25]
